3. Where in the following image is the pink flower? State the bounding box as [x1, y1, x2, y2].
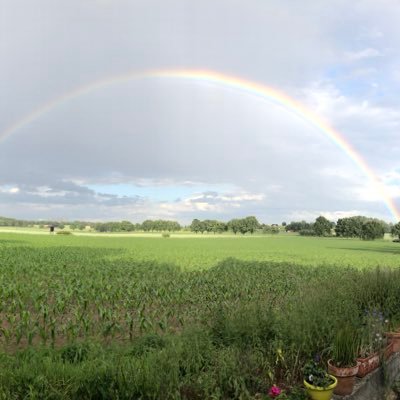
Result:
[268, 385, 281, 398]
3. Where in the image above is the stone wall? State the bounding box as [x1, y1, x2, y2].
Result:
[333, 353, 400, 400]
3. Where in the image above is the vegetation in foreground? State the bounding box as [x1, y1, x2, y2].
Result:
[0, 234, 400, 398]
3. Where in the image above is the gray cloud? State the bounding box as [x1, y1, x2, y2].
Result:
[0, 0, 399, 222]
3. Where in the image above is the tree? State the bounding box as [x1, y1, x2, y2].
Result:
[391, 222, 400, 241]
[262, 224, 279, 234]
[228, 219, 241, 235]
[243, 216, 260, 234]
[360, 220, 385, 240]
[169, 221, 181, 232]
[215, 221, 227, 234]
[190, 219, 202, 234]
[141, 220, 153, 232]
[314, 216, 332, 236]
[144, 219, 181, 232]
[120, 220, 135, 231]
[285, 220, 311, 232]
[335, 216, 368, 238]
[203, 219, 216, 233]
[229, 216, 260, 235]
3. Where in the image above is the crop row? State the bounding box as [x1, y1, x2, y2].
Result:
[1, 242, 400, 398]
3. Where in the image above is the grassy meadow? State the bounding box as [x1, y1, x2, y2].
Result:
[0, 232, 400, 399]
[0, 230, 398, 269]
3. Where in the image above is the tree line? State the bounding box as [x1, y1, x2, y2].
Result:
[190, 217, 261, 235]
[1, 214, 399, 240]
[189, 217, 280, 235]
[286, 215, 400, 241]
[94, 220, 182, 232]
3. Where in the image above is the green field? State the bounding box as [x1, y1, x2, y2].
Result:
[1, 231, 399, 269]
[0, 232, 399, 399]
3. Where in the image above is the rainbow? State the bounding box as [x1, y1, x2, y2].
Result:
[1, 68, 398, 220]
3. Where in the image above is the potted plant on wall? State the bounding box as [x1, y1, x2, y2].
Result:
[328, 325, 360, 396]
[385, 318, 400, 353]
[357, 309, 387, 377]
[303, 360, 337, 400]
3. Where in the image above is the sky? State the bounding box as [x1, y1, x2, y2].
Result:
[0, 0, 399, 224]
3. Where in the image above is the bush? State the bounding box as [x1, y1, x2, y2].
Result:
[299, 229, 316, 236]
[162, 232, 170, 238]
[61, 342, 90, 364]
[56, 230, 72, 235]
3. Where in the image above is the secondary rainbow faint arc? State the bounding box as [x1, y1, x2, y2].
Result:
[1, 68, 399, 221]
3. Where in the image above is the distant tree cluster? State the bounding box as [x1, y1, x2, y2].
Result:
[261, 224, 280, 234]
[68, 222, 88, 230]
[0, 215, 184, 233]
[94, 221, 136, 232]
[141, 220, 181, 232]
[189, 218, 288, 235]
[189, 219, 228, 234]
[359, 220, 385, 240]
[314, 216, 333, 236]
[0, 216, 66, 228]
[227, 216, 260, 235]
[335, 216, 369, 238]
[286, 215, 389, 240]
[335, 216, 386, 240]
[94, 220, 181, 233]
[189, 216, 261, 235]
[0, 216, 28, 227]
[292, 216, 333, 237]
[285, 220, 313, 232]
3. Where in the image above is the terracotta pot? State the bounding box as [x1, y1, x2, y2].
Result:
[327, 359, 359, 396]
[385, 331, 400, 352]
[356, 352, 380, 377]
[384, 341, 394, 360]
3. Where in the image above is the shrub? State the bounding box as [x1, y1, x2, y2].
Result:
[56, 230, 72, 235]
[299, 229, 316, 236]
[61, 342, 90, 364]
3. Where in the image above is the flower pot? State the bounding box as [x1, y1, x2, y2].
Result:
[327, 359, 359, 396]
[303, 375, 337, 400]
[384, 341, 394, 360]
[385, 331, 400, 352]
[356, 352, 380, 377]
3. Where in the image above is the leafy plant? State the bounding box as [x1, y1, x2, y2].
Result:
[359, 308, 388, 357]
[331, 325, 360, 367]
[61, 342, 90, 364]
[303, 360, 335, 388]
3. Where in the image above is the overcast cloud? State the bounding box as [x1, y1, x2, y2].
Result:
[0, 0, 399, 223]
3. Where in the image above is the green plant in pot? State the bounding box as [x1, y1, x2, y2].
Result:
[385, 317, 400, 353]
[328, 325, 360, 396]
[357, 308, 387, 377]
[303, 360, 337, 400]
